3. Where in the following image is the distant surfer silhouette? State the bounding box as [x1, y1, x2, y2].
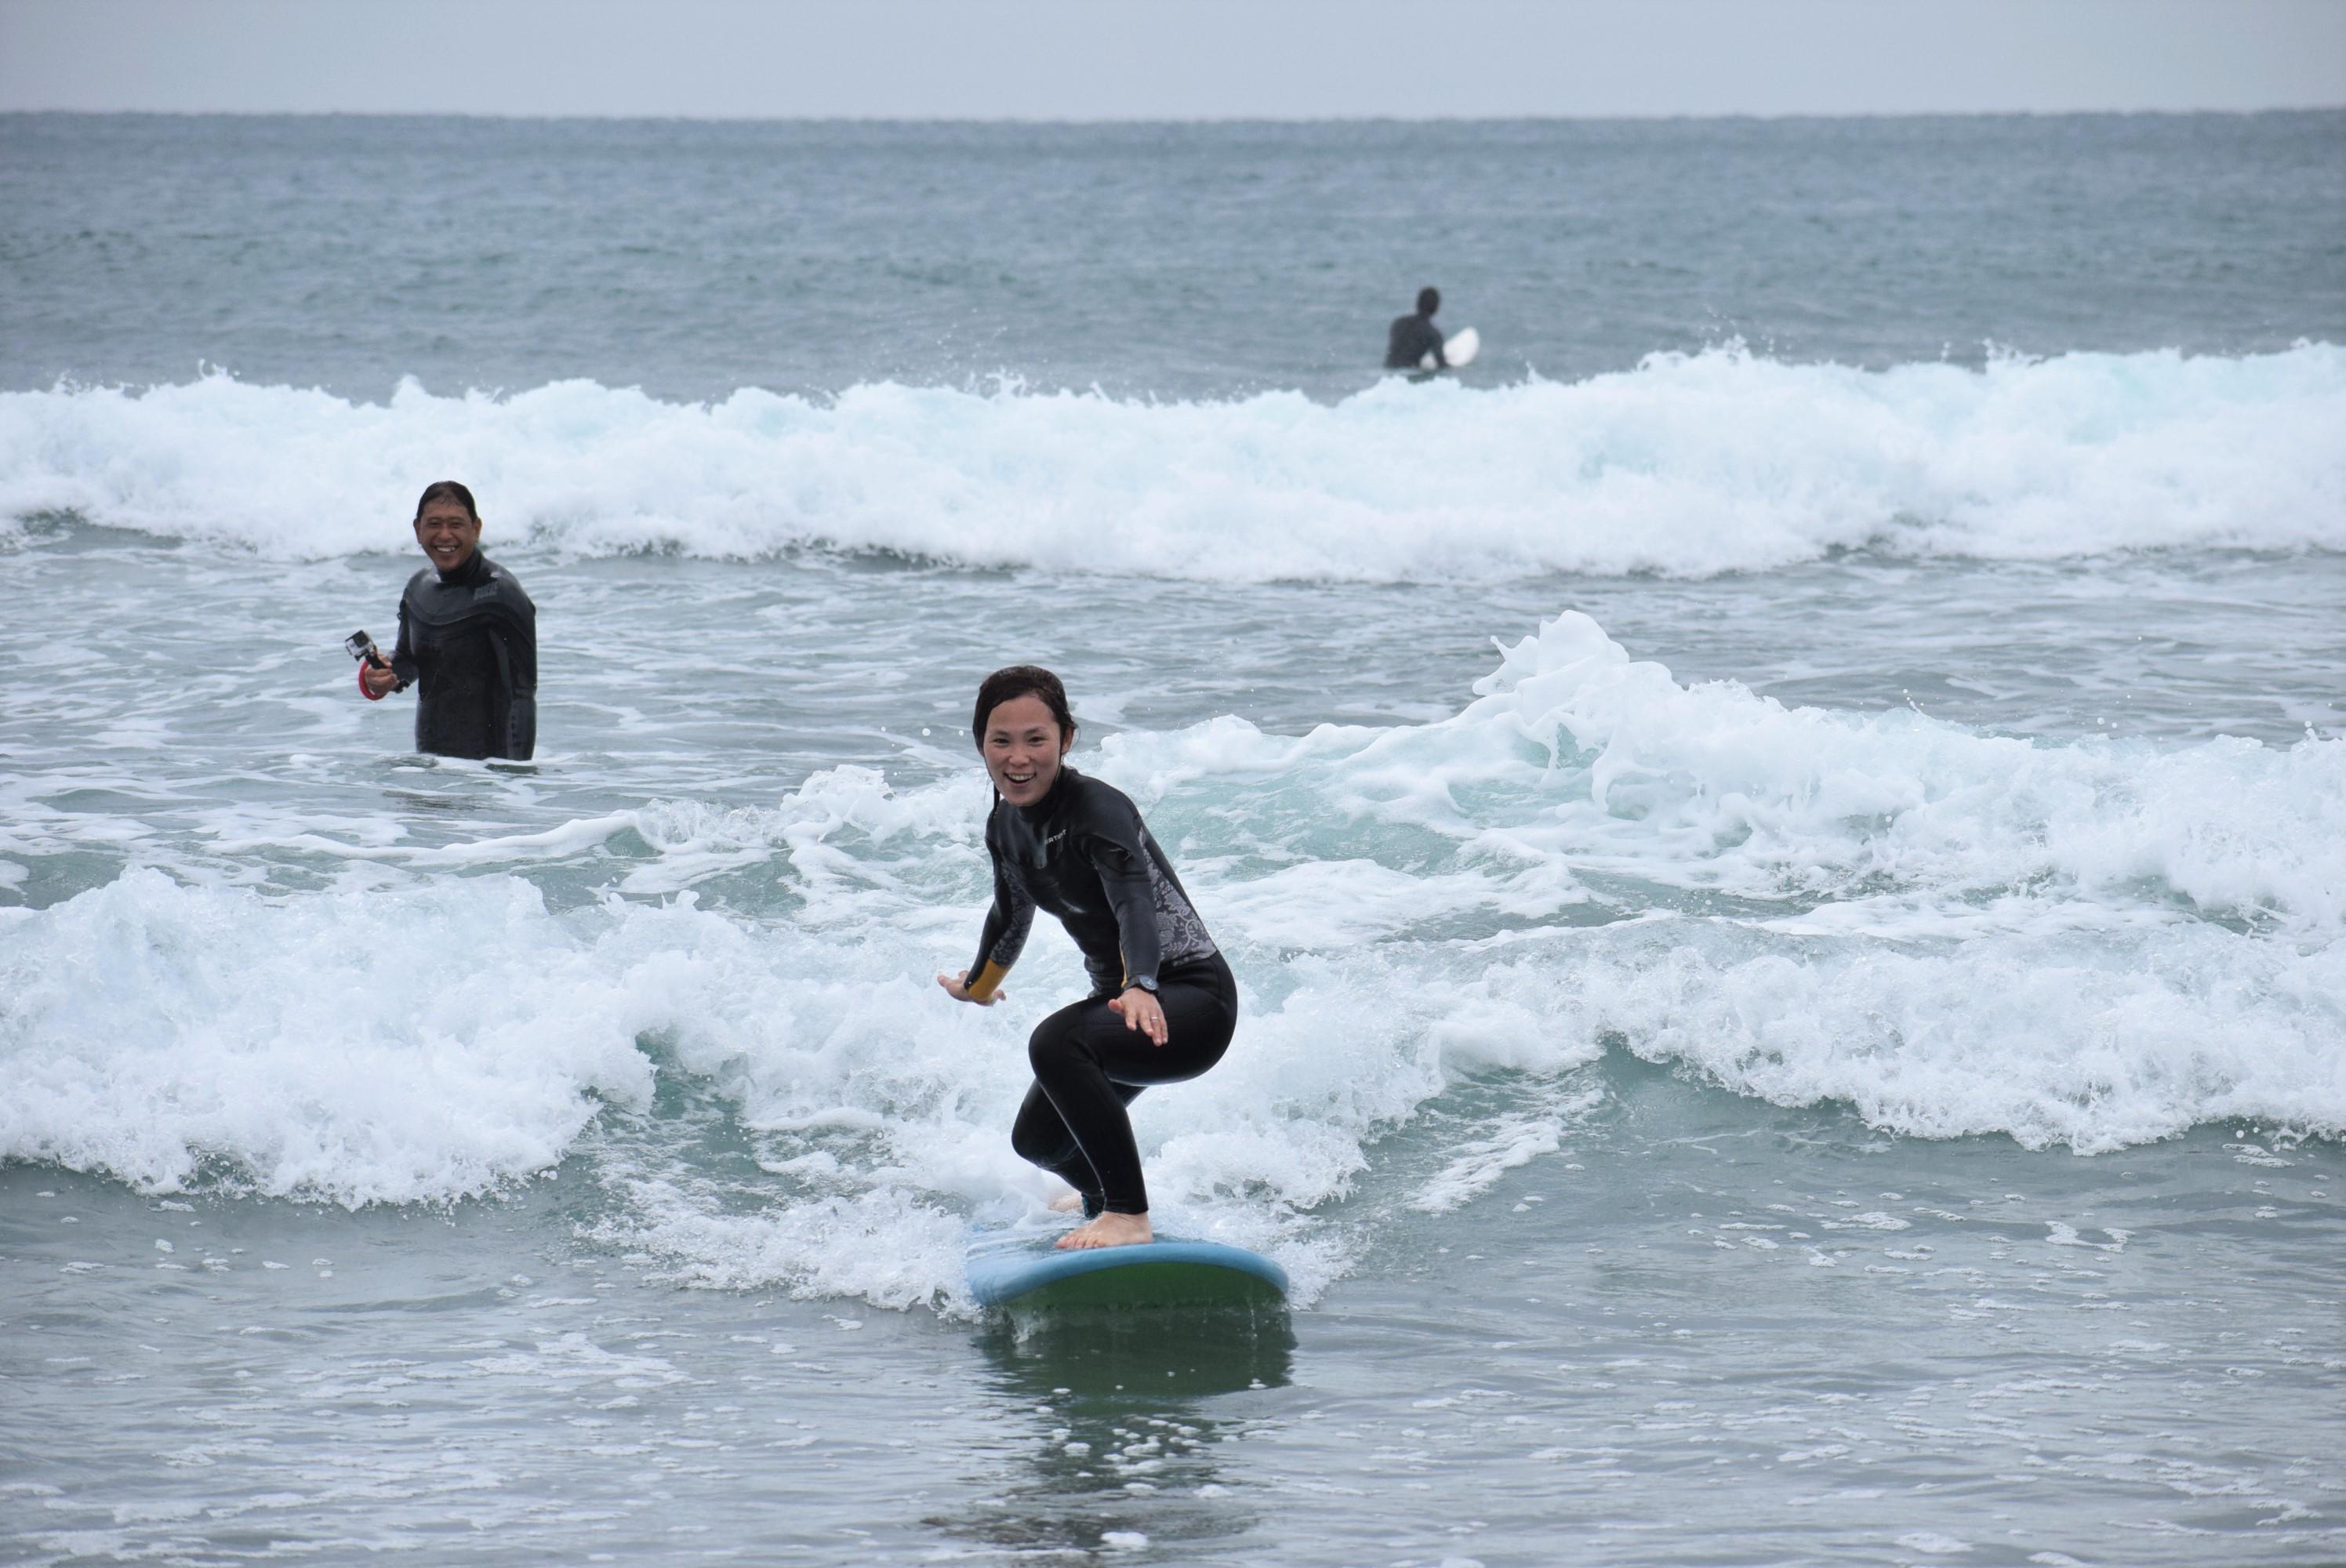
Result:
[1385, 285, 1446, 371]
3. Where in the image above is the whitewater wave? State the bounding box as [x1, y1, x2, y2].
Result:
[3, 344, 2341, 579]
[3, 612, 2340, 1307]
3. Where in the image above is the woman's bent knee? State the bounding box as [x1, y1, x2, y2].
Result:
[1027, 1014, 1088, 1078]
[1009, 1119, 1059, 1167]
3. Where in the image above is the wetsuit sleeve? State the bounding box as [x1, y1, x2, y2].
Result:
[964, 826, 1034, 1001]
[1080, 810, 1164, 993]
[496, 582, 536, 760]
[1412, 318, 1446, 368]
[389, 583, 419, 690]
[1385, 317, 1414, 369]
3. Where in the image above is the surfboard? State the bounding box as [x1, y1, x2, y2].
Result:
[1422, 326, 1480, 371]
[966, 1228, 1288, 1312]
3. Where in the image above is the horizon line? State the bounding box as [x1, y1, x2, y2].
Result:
[5, 104, 2344, 125]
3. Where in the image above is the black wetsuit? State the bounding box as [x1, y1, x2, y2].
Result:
[968, 766, 1234, 1217]
[387, 551, 537, 760]
[1385, 310, 1445, 371]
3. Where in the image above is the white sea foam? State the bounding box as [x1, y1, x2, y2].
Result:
[3, 611, 2339, 1307]
[4, 344, 2341, 579]
[1089, 612, 2346, 944]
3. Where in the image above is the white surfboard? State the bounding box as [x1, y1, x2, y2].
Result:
[1421, 326, 1479, 371]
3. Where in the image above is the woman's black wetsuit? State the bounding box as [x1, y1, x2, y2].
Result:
[966, 765, 1234, 1218]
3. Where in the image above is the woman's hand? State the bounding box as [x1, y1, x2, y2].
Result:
[1109, 985, 1168, 1047]
[937, 970, 999, 1005]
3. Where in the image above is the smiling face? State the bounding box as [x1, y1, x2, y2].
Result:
[413, 495, 481, 575]
[982, 692, 1071, 808]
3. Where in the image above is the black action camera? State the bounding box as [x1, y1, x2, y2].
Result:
[344, 630, 387, 669]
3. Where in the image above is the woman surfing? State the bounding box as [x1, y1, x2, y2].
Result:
[937, 666, 1238, 1251]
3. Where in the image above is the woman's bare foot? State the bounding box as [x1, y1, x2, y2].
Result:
[1048, 1189, 1086, 1214]
[1055, 1210, 1153, 1250]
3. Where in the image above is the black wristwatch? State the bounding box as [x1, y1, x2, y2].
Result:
[1128, 975, 1159, 995]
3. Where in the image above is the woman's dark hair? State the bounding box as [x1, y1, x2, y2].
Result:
[414, 479, 480, 521]
[971, 666, 1076, 748]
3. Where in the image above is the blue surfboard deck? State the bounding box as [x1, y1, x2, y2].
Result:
[967, 1229, 1288, 1312]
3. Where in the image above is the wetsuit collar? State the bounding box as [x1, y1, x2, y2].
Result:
[434, 550, 492, 586]
[1015, 763, 1077, 826]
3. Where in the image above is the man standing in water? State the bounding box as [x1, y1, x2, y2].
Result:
[359, 480, 537, 761]
[1384, 285, 1446, 371]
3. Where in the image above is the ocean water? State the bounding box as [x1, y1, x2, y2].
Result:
[2, 114, 2343, 1566]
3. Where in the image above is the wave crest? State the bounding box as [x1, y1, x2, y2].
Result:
[5, 343, 2341, 578]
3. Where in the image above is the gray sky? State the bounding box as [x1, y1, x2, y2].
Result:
[3, 0, 2341, 118]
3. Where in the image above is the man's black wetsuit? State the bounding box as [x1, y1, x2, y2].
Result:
[387, 551, 537, 760]
[1385, 310, 1446, 371]
[967, 765, 1234, 1218]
